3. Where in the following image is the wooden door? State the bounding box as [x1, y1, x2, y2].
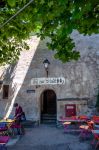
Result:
[41, 90, 56, 114]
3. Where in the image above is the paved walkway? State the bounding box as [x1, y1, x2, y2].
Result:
[7, 125, 91, 150]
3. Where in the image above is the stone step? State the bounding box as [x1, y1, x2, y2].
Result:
[41, 114, 56, 119]
[41, 114, 56, 124]
[41, 119, 56, 124]
[41, 116, 56, 120]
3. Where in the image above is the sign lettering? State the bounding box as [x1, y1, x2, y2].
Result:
[31, 77, 65, 85]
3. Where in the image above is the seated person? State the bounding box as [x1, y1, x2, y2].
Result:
[14, 103, 26, 122]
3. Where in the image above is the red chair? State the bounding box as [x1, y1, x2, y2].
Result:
[87, 121, 94, 130]
[91, 133, 99, 149]
[92, 116, 99, 124]
[0, 136, 10, 150]
[79, 121, 94, 140]
[79, 115, 88, 121]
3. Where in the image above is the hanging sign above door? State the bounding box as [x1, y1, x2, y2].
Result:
[31, 77, 65, 85]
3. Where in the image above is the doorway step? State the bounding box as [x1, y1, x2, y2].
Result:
[41, 114, 56, 124]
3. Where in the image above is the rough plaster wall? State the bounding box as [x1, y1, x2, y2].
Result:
[0, 31, 99, 119]
[0, 37, 40, 119]
[71, 31, 99, 100]
[57, 100, 88, 120]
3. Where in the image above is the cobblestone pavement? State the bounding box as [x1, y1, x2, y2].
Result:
[8, 143, 71, 150]
[8, 125, 91, 150]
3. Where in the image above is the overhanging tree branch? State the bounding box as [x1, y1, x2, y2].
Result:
[0, 0, 34, 29]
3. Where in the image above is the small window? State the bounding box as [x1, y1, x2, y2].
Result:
[3, 85, 9, 99]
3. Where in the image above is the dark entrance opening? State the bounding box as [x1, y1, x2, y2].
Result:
[40, 90, 56, 123]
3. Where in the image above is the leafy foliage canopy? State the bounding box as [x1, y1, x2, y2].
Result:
[0, 0, 99, 64]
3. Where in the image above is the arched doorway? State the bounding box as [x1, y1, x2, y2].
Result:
[40, 90, 56, 123]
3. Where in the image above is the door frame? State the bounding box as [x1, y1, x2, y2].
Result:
[40, 89, 57, 120]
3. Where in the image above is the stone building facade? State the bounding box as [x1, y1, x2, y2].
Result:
[0, 31, 99, 123]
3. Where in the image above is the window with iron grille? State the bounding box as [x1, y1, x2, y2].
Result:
[3, 85, 9, 99]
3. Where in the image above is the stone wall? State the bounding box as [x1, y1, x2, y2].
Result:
[0, 31, 99, 121]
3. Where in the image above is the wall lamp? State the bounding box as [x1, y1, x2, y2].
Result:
[43, 59, 50, 77]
